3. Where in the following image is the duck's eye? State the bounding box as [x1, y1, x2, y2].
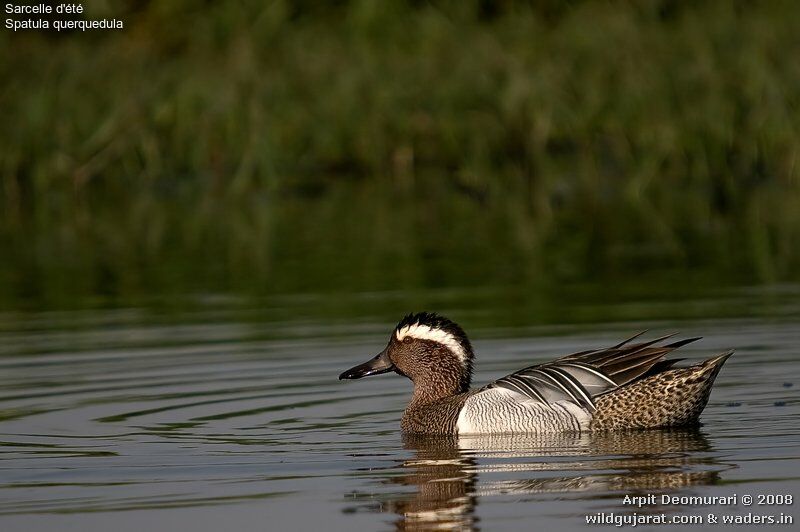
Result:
[403, 337, 412, 344]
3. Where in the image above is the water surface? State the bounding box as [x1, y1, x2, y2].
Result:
[0, 289, 798, 530]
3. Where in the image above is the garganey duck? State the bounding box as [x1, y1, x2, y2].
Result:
[339, 312, 732, 434]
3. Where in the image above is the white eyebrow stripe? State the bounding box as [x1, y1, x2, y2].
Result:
[395, 323, 467, 362]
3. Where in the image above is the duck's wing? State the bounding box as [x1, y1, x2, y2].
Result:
[484, 333, 699, 412]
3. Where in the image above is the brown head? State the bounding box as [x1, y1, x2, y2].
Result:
[339, 312, 475, 399]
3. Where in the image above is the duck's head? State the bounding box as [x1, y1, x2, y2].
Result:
[339, 312, 474, 394]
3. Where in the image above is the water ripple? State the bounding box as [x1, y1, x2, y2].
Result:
[0, 308, 798, 531]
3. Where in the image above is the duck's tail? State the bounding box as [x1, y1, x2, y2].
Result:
[590, 351, 733, 430]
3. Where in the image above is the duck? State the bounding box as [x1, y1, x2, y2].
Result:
[339, 312, 732, 434]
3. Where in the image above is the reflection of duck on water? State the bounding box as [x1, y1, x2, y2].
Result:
[459, 430, 722, 496]
[378, 429, 725, 530]
[385, 436, 477, 531]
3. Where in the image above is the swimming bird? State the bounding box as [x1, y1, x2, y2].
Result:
[339, 312, 732, 434]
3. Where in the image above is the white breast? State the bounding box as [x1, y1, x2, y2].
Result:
[456, 387, 592, 434]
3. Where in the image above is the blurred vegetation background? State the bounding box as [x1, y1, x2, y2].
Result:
[1, 0, 799, 311]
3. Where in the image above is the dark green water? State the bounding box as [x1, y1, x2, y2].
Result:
[0, 286, 798, 531]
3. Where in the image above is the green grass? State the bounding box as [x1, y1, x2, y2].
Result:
[1, 1, 799, 308]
